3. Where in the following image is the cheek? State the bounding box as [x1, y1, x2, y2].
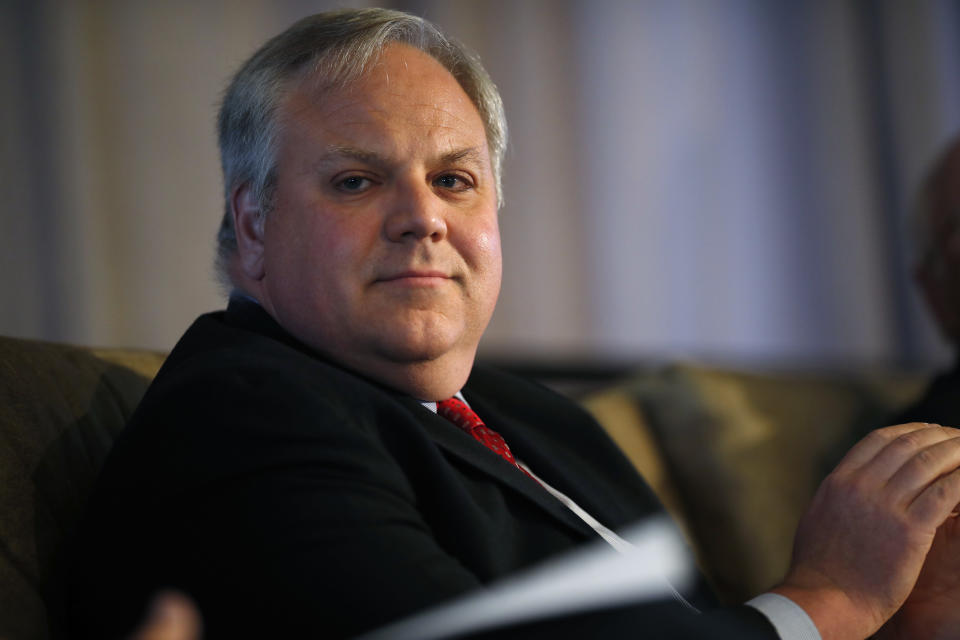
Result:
[483, 215, 502, 266]
[473, 222, 503, 294]
[289, 212, 366, 269]
[485, 232, 503, 282]
[476, 218, 501, 255]
[264, 219, 344, 303]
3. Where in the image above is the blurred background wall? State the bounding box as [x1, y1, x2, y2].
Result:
[2, 0, 959, 371]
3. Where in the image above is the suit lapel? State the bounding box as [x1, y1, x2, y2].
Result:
[400, 396, 600, 541]
[464, 392, 635, 528]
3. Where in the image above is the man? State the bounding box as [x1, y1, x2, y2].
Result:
[68, 9, 960, 639]
[893, 133, 960, 425]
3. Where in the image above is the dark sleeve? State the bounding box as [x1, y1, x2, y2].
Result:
[455, 602, 779, 640]
[72, 364, 485, 639]
[361, 594, 779, 640]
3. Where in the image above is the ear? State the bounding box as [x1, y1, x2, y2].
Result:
[231, 183, 267, 281]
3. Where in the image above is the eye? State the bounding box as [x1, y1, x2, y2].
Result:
[433, 173, 473, 192]
[335, 175, 374, 193]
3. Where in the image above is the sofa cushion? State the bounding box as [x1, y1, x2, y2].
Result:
[0, 337, 165, 640]
[624, 363, 926, 603]
[579, 386, 691, 542]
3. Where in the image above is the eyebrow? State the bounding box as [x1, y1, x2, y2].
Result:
[321, 146, 383, 166]
[440, 147, 485, 167]
[318, 145, 486, 169]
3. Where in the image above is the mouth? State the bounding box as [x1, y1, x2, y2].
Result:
[375, 270, 454, 287]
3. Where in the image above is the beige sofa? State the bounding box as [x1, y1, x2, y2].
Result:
[0, 337, 166, 640]
[582, 364, 926, 602]
[0, 336, 927, 638]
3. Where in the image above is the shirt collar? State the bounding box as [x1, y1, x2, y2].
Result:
[421, 390, 468, 414]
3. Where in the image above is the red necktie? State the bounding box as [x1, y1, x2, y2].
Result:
[437, 397, 537, 481]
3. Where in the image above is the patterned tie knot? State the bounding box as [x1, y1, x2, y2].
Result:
[437, 397, 485, 433]
[437, 397, 534, 482]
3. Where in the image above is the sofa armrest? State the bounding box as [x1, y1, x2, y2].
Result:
[0, 337, 165, 640]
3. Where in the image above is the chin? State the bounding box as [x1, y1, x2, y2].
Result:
[377, 336, 459, 364]
[373, 318, 466, 362]
[395, 358, 475, 402]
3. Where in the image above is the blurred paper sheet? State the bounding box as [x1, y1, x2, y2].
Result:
[356, 515, 695, 640]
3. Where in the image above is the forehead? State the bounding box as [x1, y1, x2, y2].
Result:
[277, 44, 488, 154]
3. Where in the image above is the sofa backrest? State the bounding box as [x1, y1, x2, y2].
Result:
[0, 337, 165, 640]
[584, 363, 927, 603]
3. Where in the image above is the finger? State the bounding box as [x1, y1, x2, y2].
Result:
[907, 467, 960, 528]
[856, 426, 960, 483]
[887, 436, 960, 506]
[129, 591, 202, 640]
[837, 423, 940, 470]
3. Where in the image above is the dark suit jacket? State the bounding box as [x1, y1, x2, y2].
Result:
[67, 299, 777, 639]
[889, 359, 960, 428]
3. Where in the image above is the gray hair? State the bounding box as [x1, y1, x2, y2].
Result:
[214, 8, 508, 288]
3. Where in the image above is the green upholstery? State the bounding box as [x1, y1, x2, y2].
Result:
[598, 364, 926, 603]
[0, 337, 165, 640]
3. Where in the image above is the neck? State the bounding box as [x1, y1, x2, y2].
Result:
[333, 348, 476, 401]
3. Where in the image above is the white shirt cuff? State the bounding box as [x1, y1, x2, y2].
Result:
[746, 592, 822, 640]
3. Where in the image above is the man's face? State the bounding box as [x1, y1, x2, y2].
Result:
[248, 44, 502, 397]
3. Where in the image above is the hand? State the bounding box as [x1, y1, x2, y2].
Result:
[875, 512, 960, 639]
[771, 423, 960, 640]
[128, 591, 202, 640]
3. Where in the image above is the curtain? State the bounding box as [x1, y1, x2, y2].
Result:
[3, 0, 958, 370]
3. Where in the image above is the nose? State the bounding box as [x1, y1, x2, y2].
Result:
[384, 180, 448, 243]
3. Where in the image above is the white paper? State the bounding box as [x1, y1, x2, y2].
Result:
[356, 515, 695, 640]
